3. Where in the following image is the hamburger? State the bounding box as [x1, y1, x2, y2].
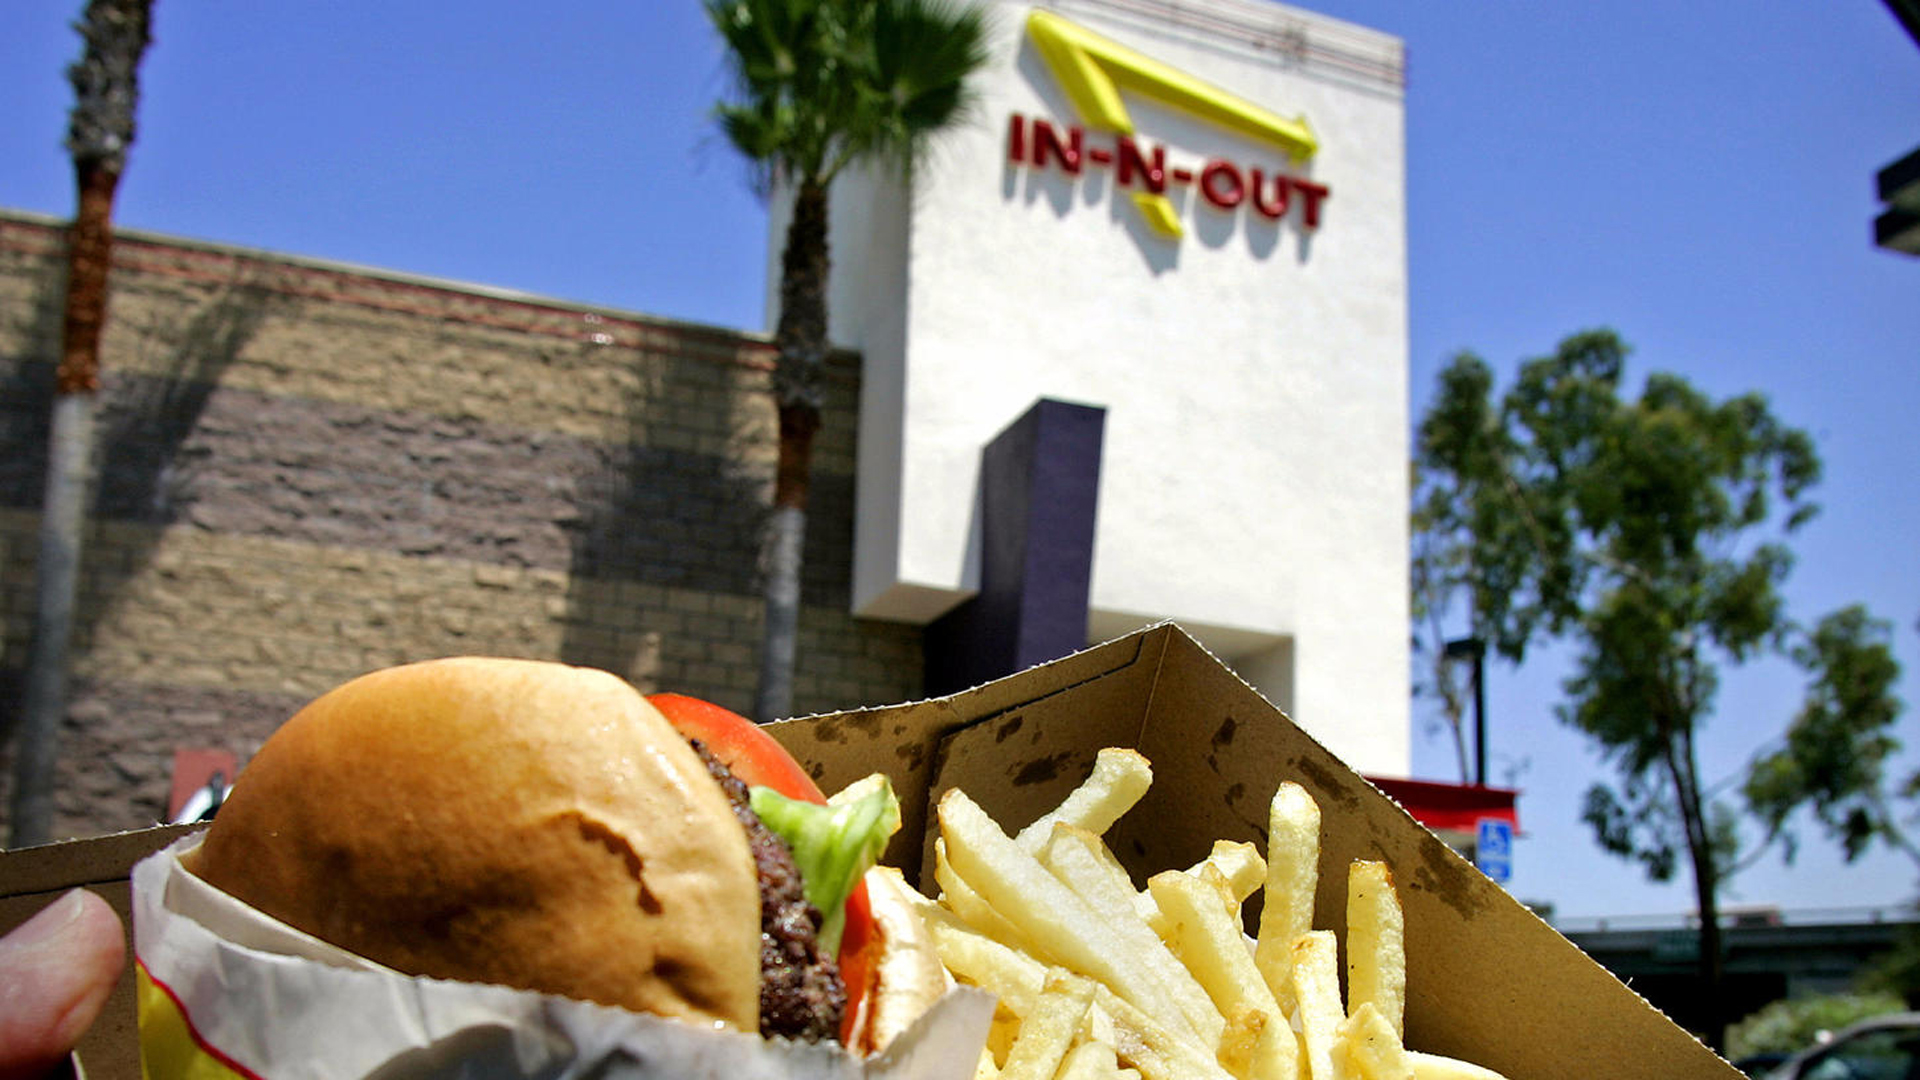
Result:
[183, 657, 944, 1051]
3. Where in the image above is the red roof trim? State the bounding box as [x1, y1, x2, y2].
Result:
[1364, 776, 1519, 834]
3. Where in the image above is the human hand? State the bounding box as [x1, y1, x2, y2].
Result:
[0, 890, 127, 1080]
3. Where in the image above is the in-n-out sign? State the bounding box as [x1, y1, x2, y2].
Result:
[1011, 9, 1330, 239]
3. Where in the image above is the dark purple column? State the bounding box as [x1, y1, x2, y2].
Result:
[923, 398, 1106, 696]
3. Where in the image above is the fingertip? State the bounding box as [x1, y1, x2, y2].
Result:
[68, 889, 129, 968]
[0, 889, 129, 1080]
[52, 890, 128, 1044]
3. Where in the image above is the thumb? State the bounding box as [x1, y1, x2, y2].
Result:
[0, 889, 127, 1080]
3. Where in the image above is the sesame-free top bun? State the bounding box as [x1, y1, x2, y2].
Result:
[184, 657, 761, 1031]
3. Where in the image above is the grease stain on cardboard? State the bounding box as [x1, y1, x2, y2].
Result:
[1411, 836, 1493, 921]
[1205, 715, 1241, 775]
[1212, 715, 1239, 750]
[894, 739, 927, 773]
[1011, 752, 1073, 786]
[1293, 756, 1365, 814]
[806, 717, 850, 746]
[807, 709, 886, 747]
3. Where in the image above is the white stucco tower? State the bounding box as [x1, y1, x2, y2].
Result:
[770, 0, 1410, 774]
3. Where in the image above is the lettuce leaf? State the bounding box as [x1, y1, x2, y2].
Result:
[749, 774, 901, 956]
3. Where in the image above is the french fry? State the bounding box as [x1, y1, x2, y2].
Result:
[1139, 842, 1261, 941]
[919, 902, 1049, 1018]
[1092, 999, 1159, 1079]
[929, 755, 1511, 1080]
[1253, 1012, 1307, 1080]
[1014, 747, 1154, 853]
[939, 788, 1206, 1049]
[1290, 931, 1344, 1080]
[924, 904, 1158, 1079]
[1040, 825, 1226, 1049]
[1213, 1012, 1263, 1080]
[1192, 864, 1242, 923]
[1255, 783, 1321, 1013]
[1346, 860, 1406, 1039]
[1137, 865, 1232, 950]
[1333, 1002, 1412, 1080]
[986, 1016, 1020, 1071]
[1001, 970, 1096, 1080]
[1147, 870, 1301, 1080]
[937, 837, 1050, 959]
[1405, 1051, 1511, 1080]
[1187, 839, 1267, 906]
[1134, 887, 1165, 930]
[1039, 822, 1140, 896]
[1090, 982, 1237, 1080]
[1084, 997, 1119, 1048]
[1057, 1039, 1123, 1080]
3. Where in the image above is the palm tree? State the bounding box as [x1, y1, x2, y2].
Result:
[10, 0, 154, 848]
[706, 0, 989, 721]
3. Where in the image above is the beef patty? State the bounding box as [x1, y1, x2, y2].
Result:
[690, 739, 846, 1042]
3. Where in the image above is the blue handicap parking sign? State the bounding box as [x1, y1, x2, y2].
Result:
[1476, 818, 1513, 883]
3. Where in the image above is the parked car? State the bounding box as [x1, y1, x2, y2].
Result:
[1761, 1012, 1920, 1079]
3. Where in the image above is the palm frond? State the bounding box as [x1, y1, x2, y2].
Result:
[706, 0, 991, 188]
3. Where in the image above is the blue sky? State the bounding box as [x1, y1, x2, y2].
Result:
[3, 1, 1917, 922]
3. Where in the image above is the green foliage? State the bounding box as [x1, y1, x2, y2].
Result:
[1415, 328, 1838, 868]
[1727, 991, 1907, 1059]
[1416, 332, 1825, 672]
[705, 0, 990, 193]
[66, 0, 155, 170]
[1413, 348, 1546, 666]
[1412, 328, 1907, 1043]
[1746, 606, 1909, 863]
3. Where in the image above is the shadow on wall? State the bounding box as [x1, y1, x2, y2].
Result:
[100, 272, 287, 529]
[0, 257, 287, 829]
[1, 255, 286, 638]
[556, 338, 777, 712]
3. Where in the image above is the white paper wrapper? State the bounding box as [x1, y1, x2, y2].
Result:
[132, 835, 996, 1080]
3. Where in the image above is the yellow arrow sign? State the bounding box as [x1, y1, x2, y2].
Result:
[1026, 9, 1319, 237]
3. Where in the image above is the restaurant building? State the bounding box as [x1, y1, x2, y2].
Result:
[1, 0, 1443, 842]
[795, 0, 1412, 772]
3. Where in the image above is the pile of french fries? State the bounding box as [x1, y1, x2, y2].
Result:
[903, 748, 1510, 1080]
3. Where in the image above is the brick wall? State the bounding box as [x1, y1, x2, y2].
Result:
[0, 208, 921, 842]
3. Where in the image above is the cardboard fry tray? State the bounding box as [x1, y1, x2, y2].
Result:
[0, 623, 1741, 1079]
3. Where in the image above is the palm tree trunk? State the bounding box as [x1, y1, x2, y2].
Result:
[10, 161, 117, 848]
[754, 181, 830, 723]
[757, 402, 816, 722]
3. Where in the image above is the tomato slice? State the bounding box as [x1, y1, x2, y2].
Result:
[646, 692, 876, 1043]
[647, 692, 825, 803]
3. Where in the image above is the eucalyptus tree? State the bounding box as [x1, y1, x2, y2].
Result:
[1745, 605, 1915, 873]
[1413, 329, 1903, 1048]
[706, 0, 989, 721]
[11, 0, 155, 847]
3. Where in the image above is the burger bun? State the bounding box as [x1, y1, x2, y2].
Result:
[184, 657, 763, 1031]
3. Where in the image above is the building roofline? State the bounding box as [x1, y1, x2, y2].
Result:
[0, 205, 775, 348]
